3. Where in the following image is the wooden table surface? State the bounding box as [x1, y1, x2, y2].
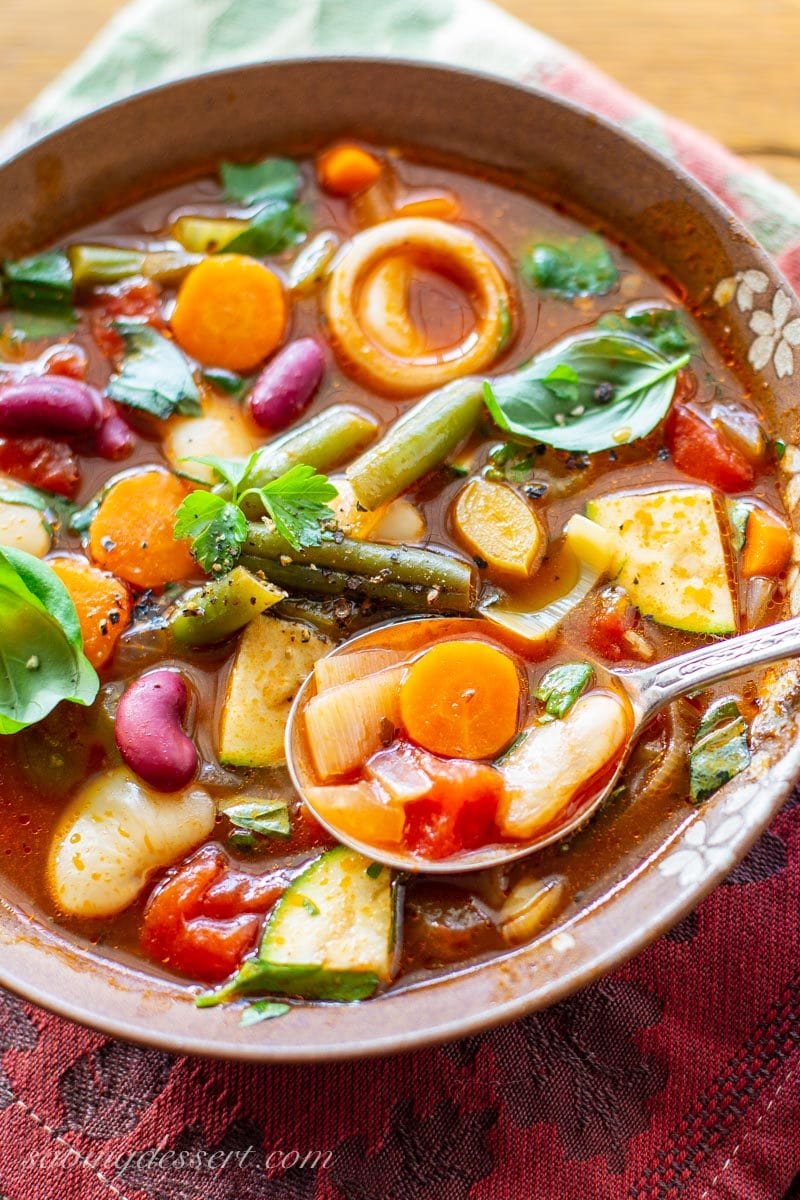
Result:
[3, 0, 800, 191]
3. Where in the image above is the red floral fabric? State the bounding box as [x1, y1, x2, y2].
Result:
[1, 32, 800, 1200]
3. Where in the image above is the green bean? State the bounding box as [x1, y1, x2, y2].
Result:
[68, 245, 201, 289]
[237, 406, 378, 517]
[244, 524, 475, 598]
[241, 558, 473, 612]
[272, 595, 379, 638]
[170, 567, 283, 645]
[346, 376, 484, 511]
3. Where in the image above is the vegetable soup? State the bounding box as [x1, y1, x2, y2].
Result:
[0, 142, 787, 1018]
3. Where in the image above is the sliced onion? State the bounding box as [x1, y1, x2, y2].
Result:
[625, 700, 694, 808]
[744, 575, 777, 630]
[481, 562, 600, 645]
[711, 402, 766, 464]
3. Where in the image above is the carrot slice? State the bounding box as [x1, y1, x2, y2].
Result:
[400, 639, 521, 760]
[88, 469, 197, 589]
[171, 255, 287, 371]
[317, 143, 382, 196]
[742, 506, 793, 578]
[48, 556, 131, 669]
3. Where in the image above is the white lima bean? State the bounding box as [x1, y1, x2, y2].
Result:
[497, 692, 629, 839]
[0, 475, 51, 557]
[48, 766, 215, 917]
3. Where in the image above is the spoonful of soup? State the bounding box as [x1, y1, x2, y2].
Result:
[285, 612, 800, 873]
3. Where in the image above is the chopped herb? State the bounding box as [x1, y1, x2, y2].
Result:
[227, 829, 258, 853]
[366, 862, 384, 879]
[535, 662, 594, 718]
[201, 367, 250, 401]
[239, 999, 290, 1027]
[598, 306, 698, 358]
[256, 463, 338, 550]
[3, 251, 74, 317]
[221, 157, 302, 206]
[485, 442, 538, 485]
[727, 499, 752, 555]
[773, 437, 787, 462]
[174, 455, 338, 573]
[7, 311, 76, 339]
[220, 200, 309, 258]
[173, 491, 247, 576]
[301, 896, 320, 916]
[522, 234, 618, 300]
[689, 697, 750, 803]
[108, 321, 201, 419]
[221, 797, 291, 839]
[483, 329, 689, 454]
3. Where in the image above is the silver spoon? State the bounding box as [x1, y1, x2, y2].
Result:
[285, 614, 800, 874]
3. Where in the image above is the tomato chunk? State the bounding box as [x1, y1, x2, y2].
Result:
[588, 586, 638, 663]
[141, 844, 289, 982]
[91, 280, 164, 360]
[0, 435, 80, 497]
[373, 742, 503, 859]
[666, 403, 755, 492]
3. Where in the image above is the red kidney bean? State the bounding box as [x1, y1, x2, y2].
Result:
[115, 669, 198, 792]
[94, 398, 136, 460]
[0, 376, 103, 437]
[247, 337, 325, 431]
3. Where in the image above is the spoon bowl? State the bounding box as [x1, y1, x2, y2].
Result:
[286, 613, 800, 873]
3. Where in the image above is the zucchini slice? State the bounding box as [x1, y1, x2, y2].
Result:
[199, 846, 398, 1005]
[218, 615, 332, 767]
[586, 486, 736, 634]
[256, 846, 396, 1000]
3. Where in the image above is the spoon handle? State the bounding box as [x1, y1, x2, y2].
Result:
[623, 615, 800, 716]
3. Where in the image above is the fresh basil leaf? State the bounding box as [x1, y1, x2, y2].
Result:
[3, 252, 74, 316]
[690, 697, 750, 803]
[108, 321, 201, 419]
[239, 999, 290, 1027]
[174, 490, 247, 576]
[535, 662, 594, 718]
[221, 157, 302, 206]
[598, 305, 698, 358]
[522, 234, 618, 299]
[220, 200, 309, 257]
[221, 797, 291, 838]
[201, 367, 250, 401]
[0, 548, 98, 734]
[483, 331, 690, 453]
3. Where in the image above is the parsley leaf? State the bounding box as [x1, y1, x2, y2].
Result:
[108, 321, 201, 419]
[173, 491, 246, 577]
[220, 201, 309, 257]
[522, 234, 618, 300]
[257, 463, 338, 550]
[221, 157, 302, 206]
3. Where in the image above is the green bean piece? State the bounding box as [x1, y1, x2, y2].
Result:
[346, 376, 484, 511]
[242, 528, 476, 610]
[170, 567, 284, 645]
[237, 406, 379, 518]
[272, 596, 378, 638]
[69, 245, 202, 289]
[241, 558, 473, 612]
[171, 215, 248, 254]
